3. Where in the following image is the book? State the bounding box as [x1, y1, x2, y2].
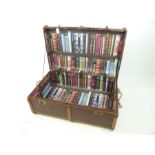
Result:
[51, 33, 57, 52]
[104, 33, 110, 55]
[105, 61, 110, 75]
[85, 33, 88, 54]
[109, 35, 116, 56]
[78, 92, 84, 105]
[109, 61, 115, 77]
[97, 94, 104, 108]
[113, 35, 121, 56]
[68, 31, 72, 52]
[95, 34, 101, 55]
[86, 92, 91, 106]
[114, 58, 118, 76]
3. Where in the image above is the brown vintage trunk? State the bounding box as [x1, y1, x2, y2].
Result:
[27, 26, 127, 129]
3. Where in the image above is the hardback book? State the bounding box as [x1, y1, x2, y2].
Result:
[27, 26, 127, 129]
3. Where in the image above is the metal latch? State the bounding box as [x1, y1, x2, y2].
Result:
[38, 99, 46, 105]
[94, 110, 104, 116]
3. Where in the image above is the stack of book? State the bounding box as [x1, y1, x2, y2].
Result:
[37, 81, 114, 110]
[51, 55, 118, 77]
[50, 31, 123, 56]
[50, 71, 114, 93]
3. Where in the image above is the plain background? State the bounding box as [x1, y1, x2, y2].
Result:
[0, 0, 155, 155]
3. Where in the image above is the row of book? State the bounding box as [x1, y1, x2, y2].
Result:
[39, 82, 114, 110]
[50, 71, 114, 93]
[50, 31, 123, 56]
[51, 54, 118, 76]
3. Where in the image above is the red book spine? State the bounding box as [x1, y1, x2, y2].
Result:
[95, 34, 101, 55]
[51, 33, 57, 53]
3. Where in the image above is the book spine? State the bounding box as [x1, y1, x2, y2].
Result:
[78, 92, 84, 105]
[91, 76, 96, 89]
[43, 86, 52, 99]
[85, 33, 88, 54]
[86, 91, 91, 106]
[107, 34, 112, 55]
[61, 34, 65, 52]
[51, 33, 57, 53]
[80, 33, 84, 53]
[113, 35, 121, 56]
[91, 93, 98, 107]
[68, 31, 72, 52]
[81, 93, 88, 105]
[109, 35, 116, 56]
[101, 35, 105, 55]
[92, 34, 96, 54]
[104, 33, 110, 55]
[114, 58, 118, 76]
[87, 75, 91, 89]
[58, 89, 67, 100]
[57, 33, 62, 52]
[105, 61, 111, 75]
[109, 61, 115, 77]
[64, 34, 69, 52]
[67, 56, 71, 71]
[53, 88, 63, 100]
[97, 94, 104, 108]
[75, 33, 79, 53]
[95, 34, 101, 55]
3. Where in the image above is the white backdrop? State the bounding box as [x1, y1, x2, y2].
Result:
[0, 0, 155, 155]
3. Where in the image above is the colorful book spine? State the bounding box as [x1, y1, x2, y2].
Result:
[109, 35, 116, 56]
[53, 88, 63, 100]
[113, 35, 121, 56]
[104, 33, 110, 55]
[95, 34, 101, 55]
[101, 35, 105, 55]
[99, 75, 103, 90]
[107, 34, 112, 55]
[67, 56, 72, 71]
[109, 61, 115, 77]
[92, 34, 96, 54]
[86, 92, 91, 106]
[68, 31, 72, 52]
[85, 33, 88, 54]
[78, 92, 84, 105]
[97, 94, 104, 108]
[95, 59, 102, 74]
[81, 92, 88, 105]
[105, 77, 109, 92]
[64, 34, 69, 52]
[114, 59, 118, 76]
[42, 85, 52, 99]
[91, 93, 98, 107]
[61, 34, 65, 52]
[51, 33, 57, 52]
[59, 73, 63, 85]
[75, 33, 79, 53]
[87, 75, 91, 89]
[58, 89, 67, 100]
[56, 33, 62, 51]
[80, 33, 84, 53]
[85, 57, 88, 72]
[105, 61, 110, 75]
[41, 82, 51, 95]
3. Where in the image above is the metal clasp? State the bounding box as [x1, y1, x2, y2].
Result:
[94, 110, 104, 116]
[38, 99, 46, 105]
